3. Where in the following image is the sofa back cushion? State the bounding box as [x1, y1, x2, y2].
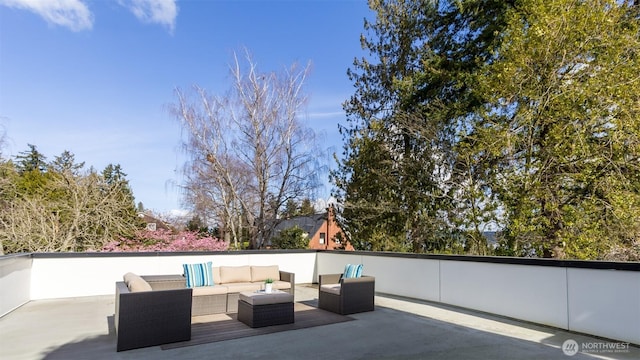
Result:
[219, 265, 252, 284]
[123, 272, 152, 292]
[251, 265, 280, 282]
[212, 266, 221, 285]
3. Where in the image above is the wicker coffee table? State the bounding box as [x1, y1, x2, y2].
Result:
[237, 290, 294, 328]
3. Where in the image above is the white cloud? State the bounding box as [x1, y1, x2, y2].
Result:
[308, 111, 344, 119]
[0, 0, 179, 32]
[118, 0, 178, 33]
[0, 0, 93, 31]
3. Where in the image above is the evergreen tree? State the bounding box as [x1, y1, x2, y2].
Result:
[282, 199, 299, 219]
[186, 215, 210, 235]
[299, 198, 315, 216]
[51, 150, 85, 175]
[271, 225, 309, 249]
[15, 144, 47, 173]
[334, 0, 640, 259]
[333, 0, 508, 252]
[475, 0, 640, 259]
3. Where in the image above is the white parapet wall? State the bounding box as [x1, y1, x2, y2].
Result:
[316, 251, 640, 345]
[439, 260, 569, 329]
[0, 254, 31, 317]
[567, 268, 640, 345]
[28, 251, 317, 300]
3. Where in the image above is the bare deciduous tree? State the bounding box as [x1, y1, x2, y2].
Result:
[172, 51, 324, 249]
[0, 167, 140, 254]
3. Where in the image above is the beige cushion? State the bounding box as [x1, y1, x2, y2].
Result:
[122, 272, 139, 285]
[250, 265, 280, 282]
[270, 280, 291, 290]
[192, 285, 229, 296]
[219, 265, 252, 283]
[239, 290, 293, 305]
[212, 266, 221, 284]
[224, 282, 262, 293]
[123, 272, 152, 293]
[320, 283, 341, 295]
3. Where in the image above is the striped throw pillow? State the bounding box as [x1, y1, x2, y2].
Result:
[343, 263, 363, 278]
[183, 261, 214, 288]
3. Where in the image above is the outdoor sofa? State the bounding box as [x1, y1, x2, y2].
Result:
[115, 265, 294, 351]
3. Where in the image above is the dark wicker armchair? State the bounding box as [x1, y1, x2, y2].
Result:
[318, 274, 375, 315]
[115, 281, 192, 351]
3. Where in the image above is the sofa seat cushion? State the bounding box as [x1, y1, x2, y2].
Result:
[320, 283, 341, 295]
[123, 272, 152, 292]
[219, 266, 252, 284]
[270, 280, 291, 291]
[192, 285, 229, 296]
[224, 282, 262, 293]
[250, 265, 280, 282]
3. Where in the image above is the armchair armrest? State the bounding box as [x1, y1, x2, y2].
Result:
[142, 274, 186, 290]
[279, 270, 295, 284]
[341, 275, 375, 285]
[319, 273, 342, 286]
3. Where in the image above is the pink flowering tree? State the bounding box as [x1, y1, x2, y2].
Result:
[102, 229, 228, 252]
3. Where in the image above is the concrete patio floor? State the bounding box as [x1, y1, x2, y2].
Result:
[0, 285, 637, 360]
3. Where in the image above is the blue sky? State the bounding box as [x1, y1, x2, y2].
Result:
[0, 0, 371, 215]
